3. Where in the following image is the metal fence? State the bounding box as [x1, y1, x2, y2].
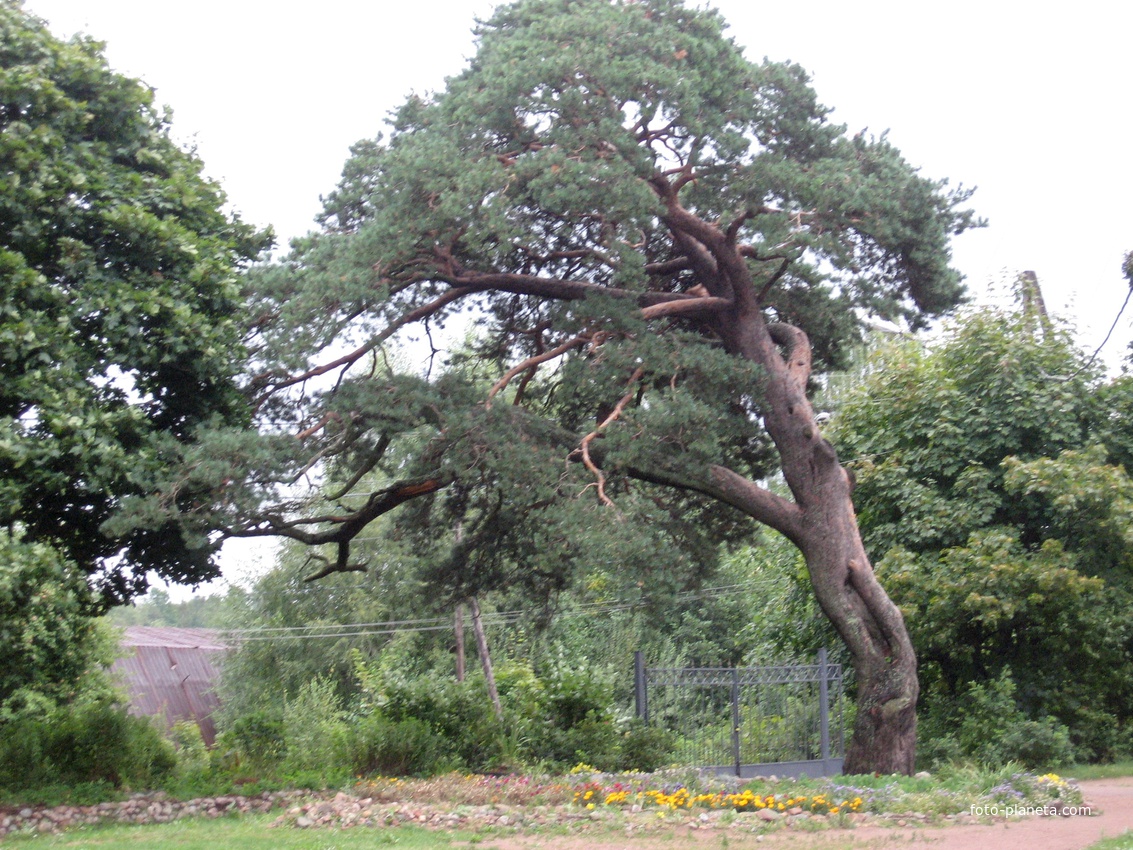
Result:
[634, 649, 844, 778]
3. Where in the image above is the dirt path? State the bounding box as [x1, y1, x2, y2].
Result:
[483, 778, 1133, 850]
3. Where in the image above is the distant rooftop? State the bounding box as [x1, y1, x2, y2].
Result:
[118, 626, 229, 651]
[112, 626, 229, 746]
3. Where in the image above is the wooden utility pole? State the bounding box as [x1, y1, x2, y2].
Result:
[468, 596, 503, 721]
[454, 603, 466, 682]
[1018, 270, 1053, 339]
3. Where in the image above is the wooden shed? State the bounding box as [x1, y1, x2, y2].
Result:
[111, 627, 228, 746]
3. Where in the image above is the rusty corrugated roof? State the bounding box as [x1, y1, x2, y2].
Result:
[111, 627, 228, 746]
[118, 626, 229, 650]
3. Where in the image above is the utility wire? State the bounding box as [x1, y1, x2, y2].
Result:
[1082, 284, 1133, 373]
[221, 578, 785, 641]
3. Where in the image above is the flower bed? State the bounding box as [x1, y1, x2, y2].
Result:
[575, 781, 863, 815]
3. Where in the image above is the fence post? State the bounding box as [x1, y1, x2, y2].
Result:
[817, 647, 831, 762]
[634, 651, 648, 723]
[731, 668, 742, 777]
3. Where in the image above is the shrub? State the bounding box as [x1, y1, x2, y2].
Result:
[539, 712, 622, 770]
[0, 700, 175, 790]
[542, 662, 615, 730]
[282, 678, 351, 775]
[218, 709, 287, 771]
[351, 713, 453, 777]
[618, 720, 675, 772]
[169, 719, 210, 776]
[920, 670, 1076, 769]
[380, 673, 504, 771]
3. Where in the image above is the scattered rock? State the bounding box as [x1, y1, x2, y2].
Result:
[0, 790, 305, 837]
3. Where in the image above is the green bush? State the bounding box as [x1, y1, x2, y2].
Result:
[1063, 706, 1121, 764]
[541, 662, 615, 730]
[618, 720, 675, 771]
[539, 711, 622, 770]
[0, 700, 175, 790]
[169, 719, 210, 776]
[351, 713, 453, 777]
[380, 673, 504, 771]
[282, 678, 351, 775]
[218, 709, 287, 771]
[920, 670, 1076, 769]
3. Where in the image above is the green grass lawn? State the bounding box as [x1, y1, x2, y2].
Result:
[1, 815, 490, 850]
[1086, 832, 1133, 850]
[1063, 760, 1133, 781]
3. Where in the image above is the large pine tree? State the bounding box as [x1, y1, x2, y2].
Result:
[194, 0, 977, 772]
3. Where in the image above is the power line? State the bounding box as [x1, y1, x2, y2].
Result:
[221, 577, 785, 641]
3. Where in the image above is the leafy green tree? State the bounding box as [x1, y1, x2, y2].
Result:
[176, 0, 976, 772]
[1097, 252, 1133, 473]
[832, 295, 1133, 760]
[0, 3, 269, 605]
[103, 586, 241, 629]
[0, 531, 116, 716]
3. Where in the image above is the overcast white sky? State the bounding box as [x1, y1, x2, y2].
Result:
[27, 1, 1133, 348]
[21, 0, 1133, 593]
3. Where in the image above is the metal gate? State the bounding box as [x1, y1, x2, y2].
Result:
[633, 649, 844, 778]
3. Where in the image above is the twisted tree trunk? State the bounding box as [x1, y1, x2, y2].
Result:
[654, 194, 920, 774]
[732, 291, 918, 775]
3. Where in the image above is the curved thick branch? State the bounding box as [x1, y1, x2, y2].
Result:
[754, 256, 791, 302]
[573, 430, 804, 542]
[625, 460, 804, 544]
[640, 295, 732, 321]
[228, 474, 450, 548]
[448, 269, 696, 308]
[446, 266, 731, 323]
[670, 229, 720, 284]
[645, 256, 692, 275]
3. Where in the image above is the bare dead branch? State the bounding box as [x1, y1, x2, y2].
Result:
[579, 366, 645, 506]
[485, 334, 589, 407]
